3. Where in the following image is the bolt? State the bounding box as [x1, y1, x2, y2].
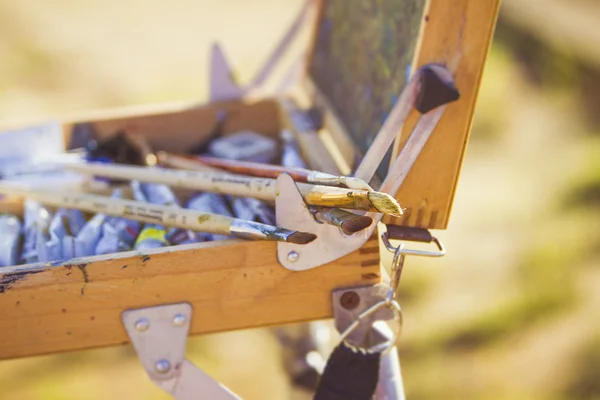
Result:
[155, 359, 171, 374]
[134, 318, 150, 332]
[173, 313, 187, 327]
[340, 291, 360, 310]
[287, 251, 299, 263]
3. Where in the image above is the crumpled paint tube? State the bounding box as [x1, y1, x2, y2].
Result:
[186, 192, 233, 241]
[132, 181, 170, 251]
[208, 130, 279, 164]
[39, 209, 71, 262]
[139, 182, 198, 245]
[61, 208, 86, 237]
[20, 201, 53, 264]
[0, 214, 22, 267]
[230, 196, 276, 226]
[39, 208, 86, 262]
[74, 213, 106, 257]
[95, 189, 142, 255]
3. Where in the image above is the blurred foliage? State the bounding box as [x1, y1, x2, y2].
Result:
[563, 331, 600, 399]
[563, 144, 600, 210]
[469, 43, 513, 142]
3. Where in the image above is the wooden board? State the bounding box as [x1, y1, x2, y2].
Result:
[61, 98, 281, 153]
[0, 237, 380, 360]
[0, 97, 382, 360]
[386, 0, 501, 229]
[305, 0, 500, 229]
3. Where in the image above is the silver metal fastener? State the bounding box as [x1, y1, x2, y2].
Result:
[173, 314, 187, 327]
[287, 251, 299, 263]
[155, 359, 171, 374]
[134, 318, 150, 332]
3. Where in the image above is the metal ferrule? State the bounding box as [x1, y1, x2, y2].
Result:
[308, 172, 372, 191]
[230, 219, 293, 242]
[307, 171, 345, 186]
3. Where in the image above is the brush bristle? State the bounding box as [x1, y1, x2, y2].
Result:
[340, 216, 373, 235]
[367, 192, 403, 216]
[287, 231, 318, 244]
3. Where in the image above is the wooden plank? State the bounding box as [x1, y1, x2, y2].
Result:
[386, 0, 500, 229]
[0, 238, 380, 360]
[61, 98, 281, 153]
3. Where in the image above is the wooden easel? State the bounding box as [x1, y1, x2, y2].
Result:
[0, 1, 500, 397]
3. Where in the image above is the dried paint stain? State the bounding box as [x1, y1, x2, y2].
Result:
[0, 270, 44, 294]
[77, 264, 89, 295]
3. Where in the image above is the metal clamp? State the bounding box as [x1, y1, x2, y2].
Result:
[122, 303, 240, 400]
[276, 64, 457, 271]
[275, 173, 377, 271]
[381, 231, 445, 258]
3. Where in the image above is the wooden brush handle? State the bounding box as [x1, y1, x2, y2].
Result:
[0, 184, 234, 235]
[159, 152, 311, 182]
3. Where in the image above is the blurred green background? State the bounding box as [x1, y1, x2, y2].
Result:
[1, 0, 599, 399]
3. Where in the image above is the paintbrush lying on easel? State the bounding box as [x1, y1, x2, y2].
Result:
[61, 163, 403, 216]
[156, 151, 375, 234]
[156, 151, 373, 190]
[0, 183, 317, 245]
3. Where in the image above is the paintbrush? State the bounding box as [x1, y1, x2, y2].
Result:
[276, 130, 374, 234]
[156, 151, 373, 191]
[311, 208, 373, 236]
[0, 183, 317, 245]
[157, 152, 374, 233]
[62, 162, 402, 216]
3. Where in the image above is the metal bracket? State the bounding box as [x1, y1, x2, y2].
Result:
[332, 285, 406, 400]
[275, 65, 457, 271]
[275, 173, 378, 271]
[122, 303, 241, 399]
[331, 284, 395, 347]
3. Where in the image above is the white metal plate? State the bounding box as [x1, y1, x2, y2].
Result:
[122, 303, 192, 382]
[275, 173, 378, 270]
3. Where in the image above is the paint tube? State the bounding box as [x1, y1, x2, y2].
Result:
[0, 122, 64, 178]
[132, 181, 170, 250]
[39, 209, 72, 262]
[74, 213, 106, 257]
[0, 215, 22, 267]
[208, 130, 279, 163]
[95, 189, 142, 255]
[139, 182, 200, 245]
[61, 208, 86, 237]
[186, 193, 233, 241]
[45, 208, 87, 261]
[20, 201, 53, 264]
[230, 197, 276, 226]
[280, 129, 309, 169]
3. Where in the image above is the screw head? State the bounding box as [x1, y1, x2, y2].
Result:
[287, 251, 299, 263]
[155, 359, 171, 374]
[173, 313, 187, 327]
[134, 318, 150, 332]
[340, 291, 360, 310]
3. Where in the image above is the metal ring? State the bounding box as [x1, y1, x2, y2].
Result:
[381, 232, 446, 257]
[337, 300, 402, 355]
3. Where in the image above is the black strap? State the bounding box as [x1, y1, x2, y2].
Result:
[314, 341, 380, 400]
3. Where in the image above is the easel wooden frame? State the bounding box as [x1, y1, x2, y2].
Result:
[0, 0, 500, 361]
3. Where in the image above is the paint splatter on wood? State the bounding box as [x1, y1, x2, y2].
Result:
[0, 270, 44, 294]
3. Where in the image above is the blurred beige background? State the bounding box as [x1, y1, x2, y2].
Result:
[1, 1, 599, 399]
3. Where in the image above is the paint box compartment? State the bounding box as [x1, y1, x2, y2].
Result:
[0, 0, 497, 360]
